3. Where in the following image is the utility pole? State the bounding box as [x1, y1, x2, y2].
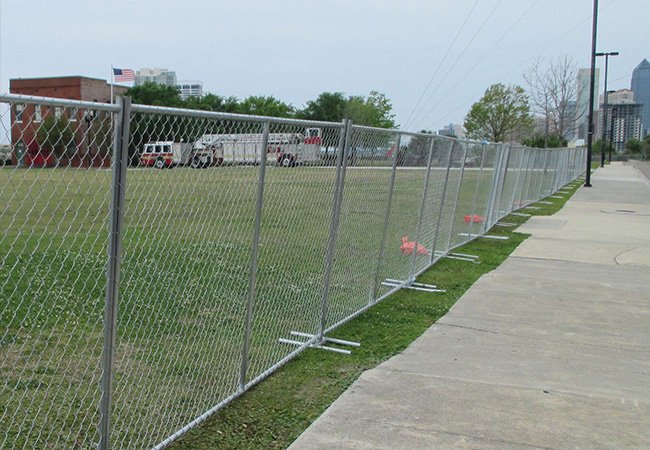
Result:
[596, 51, 619, 167]
[584, 0, 599, 187]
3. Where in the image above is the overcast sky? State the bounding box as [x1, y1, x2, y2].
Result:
[1, 0, 648, 132]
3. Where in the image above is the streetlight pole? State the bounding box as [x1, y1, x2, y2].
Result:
[609, 104, 617, 162]
[585, 0, 599, 187]
[596, 51, 619, 167]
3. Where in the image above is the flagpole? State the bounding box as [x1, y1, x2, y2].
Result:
[110, 65, 114, 104]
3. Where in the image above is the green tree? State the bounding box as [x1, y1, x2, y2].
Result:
[183, 93, 239, 113]
[625, 138, 643, 156]
[126, 82, 182, 107]
[36, 116, 73, 158]
[297, 92, 347, 122]
[344, 91, 396, 128]
[237, 96, 295, 118]
[522, 132, 567, 148]
[464, 83, 533, 142]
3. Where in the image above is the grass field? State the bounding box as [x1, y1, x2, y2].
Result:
[166, 177, 586, 450]
[0, 157, 561, 449]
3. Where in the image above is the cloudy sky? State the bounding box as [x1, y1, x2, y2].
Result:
[1, 0, 648, 131]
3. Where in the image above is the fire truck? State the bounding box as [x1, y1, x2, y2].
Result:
[139, 141, 224, 169]
[194, 127, 322, 167]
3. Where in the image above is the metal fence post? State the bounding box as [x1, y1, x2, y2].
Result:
[466, 143, 487, 239]
[409, 136, 436, 281]
[99, 95, 131, 450]
[430, 139, 455, 265]
[485, 144, 507, 230]
[318, 119, 351, 340]
[370, 133, 401, 303]
[239, 121, 270, 391]
[445, 139, 469, 250]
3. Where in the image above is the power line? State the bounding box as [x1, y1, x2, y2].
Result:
[428, 0, 618, 131]
[401, 0, 481, 130]
[412, 0, 539, 130]
[403, 0, 504, 131]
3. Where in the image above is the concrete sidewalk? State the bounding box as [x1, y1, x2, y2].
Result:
[289, 162, 650, 450]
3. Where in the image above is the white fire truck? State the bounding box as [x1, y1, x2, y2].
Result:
[139, 141, 224, 169]
[194, 127, 323, 167]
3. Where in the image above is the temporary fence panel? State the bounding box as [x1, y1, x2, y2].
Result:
[0, 93, 587, 450]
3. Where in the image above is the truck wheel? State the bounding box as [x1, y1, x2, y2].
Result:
[214, 157, 224, 167]
[281, 155, 294, 167]
[155, 157, 166, 169]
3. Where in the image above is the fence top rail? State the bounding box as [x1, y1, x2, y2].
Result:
[353, 123, 456, 143]
[130, 102, 345, 128]
[0, 93, 121, 112]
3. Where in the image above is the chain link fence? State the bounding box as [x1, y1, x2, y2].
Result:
[0, 93, 586, 449]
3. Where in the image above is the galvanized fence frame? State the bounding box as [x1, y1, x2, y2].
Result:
[0, 93, 587, 449]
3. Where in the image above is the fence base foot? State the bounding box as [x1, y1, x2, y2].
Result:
[290, 331, 361, 348]
[524, 206, 541, 210]
[511, 212, 531, 217]
[382, 278, 445, 293]
[537, 201, 553, 205]
[496, 222, 517, 227]
[278, 336, 353, 355]
[550, 195, 564, 199]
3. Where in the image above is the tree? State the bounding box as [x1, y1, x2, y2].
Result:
[524, 56, 580, 143]
[126, 82, 182, 107]
[625, 138, 643, 156]
[183, 93, 239, 113]
[297, 92, 347, 122]
[36, 116, 73, 159]
[344, 91, 396, 128]
[237, 96, 295, 118]
[464, 84, 533, 142]
[297, 91, 397, 128]
[522, 133, 567, 148]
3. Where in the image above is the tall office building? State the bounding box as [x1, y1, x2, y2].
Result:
[575, 68, 600, 141]
[134, 68, 177, 87]
[596, 89, 643, 152]
[176, 81, 203, 100]
[631, 59, 650, 136]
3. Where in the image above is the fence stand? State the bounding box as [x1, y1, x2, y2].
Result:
[408, 137, 436, 283]
[316, 119, 351, 342]
[99, 95, 131, 450]
[370, 134, 401, 304]
[238, 122, 270, 392]
[429, 140, 456, 265]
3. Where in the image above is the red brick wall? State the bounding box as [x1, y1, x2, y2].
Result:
[9, 77, 128, 167]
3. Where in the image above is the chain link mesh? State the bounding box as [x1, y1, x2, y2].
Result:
[1, 93, 586, 449]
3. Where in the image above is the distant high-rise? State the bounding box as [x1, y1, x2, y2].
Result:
[176, 81, 203, 100]
[631, 59, 650, 136]
[596, 89, 643, 152]
[575, 68, 600, 141]
[135, 68, 177, 87]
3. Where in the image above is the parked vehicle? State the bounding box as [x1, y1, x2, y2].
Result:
[140, 141, 224, 169]
[195, 128, 322, 167]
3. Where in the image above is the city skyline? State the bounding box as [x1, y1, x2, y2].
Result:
[1, 0, 649, 131]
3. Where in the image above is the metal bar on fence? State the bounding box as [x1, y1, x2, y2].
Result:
[430, 139, 455, 265]
[409, 136, 436, 281]
[445, 139, 469, 250]
[485, 144, 506, 230]
[99, 95, 132, 450]
[317, 119, 351, 340]
[370, 133, 401, 303]
[239, 121, 270, 391]
[466, 143, 486, 238]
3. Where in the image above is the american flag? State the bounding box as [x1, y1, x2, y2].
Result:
[113, 67, 135, 82]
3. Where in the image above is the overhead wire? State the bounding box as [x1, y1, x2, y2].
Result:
[427, 0, 618, 131]
[403, 0, 504, 131]
[401, 0, 481, 130]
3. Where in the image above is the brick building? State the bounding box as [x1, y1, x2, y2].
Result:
[9, 76, 128, 167]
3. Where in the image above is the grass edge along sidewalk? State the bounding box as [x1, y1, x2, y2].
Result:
[168, 178, 585, 450]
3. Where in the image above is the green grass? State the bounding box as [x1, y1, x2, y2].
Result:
[0, 160, 579, 449]
[165, 177, 585, 450]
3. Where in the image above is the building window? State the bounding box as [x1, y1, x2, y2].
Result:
[34, 105, 42, 122]
[15, 104, 24, 123]
[55, 107, 62, 119]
